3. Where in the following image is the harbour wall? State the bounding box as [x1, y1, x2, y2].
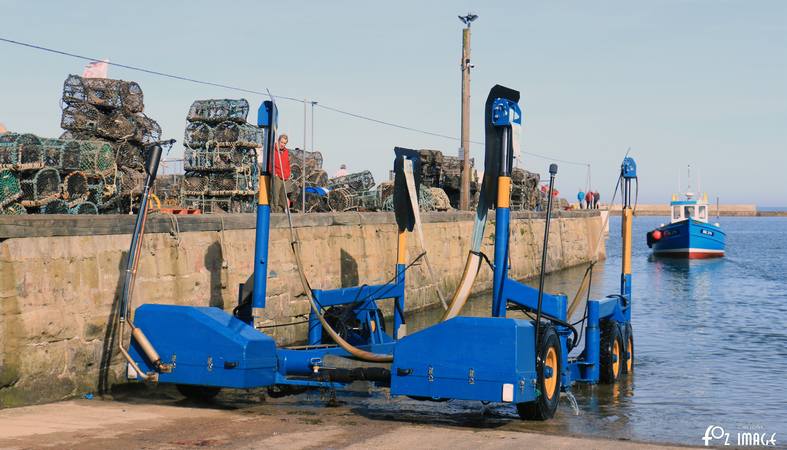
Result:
[605, 203, 759, 216]
[0, 210, 604, 407]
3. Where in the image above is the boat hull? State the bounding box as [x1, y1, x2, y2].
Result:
[649, 219, 725, 259]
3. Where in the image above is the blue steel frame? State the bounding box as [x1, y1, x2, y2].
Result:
[251, 100, 408, 347]
[129, 100, 399, 391]
[129, 95, 637, 409]
[305, 150, 422, 346]
[308, 273, 405, 345]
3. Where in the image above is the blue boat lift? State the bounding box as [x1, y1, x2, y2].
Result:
[123, 85, 638, 420]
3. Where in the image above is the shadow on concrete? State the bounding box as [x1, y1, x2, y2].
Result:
[340, 249, 359, 288]
[98, 251, 127, 395]
[348, 400, 512, 430]
[205, 241, 225, 309]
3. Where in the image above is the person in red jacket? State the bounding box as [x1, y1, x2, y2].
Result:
[585, 190, 593, 210]
[270, 133, 291, 212]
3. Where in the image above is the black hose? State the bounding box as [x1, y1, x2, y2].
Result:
[535, 164, 558, 345]
[510, 305, 580, 351]
[471, 250, 495, 272]
[119, 142, 164, 321]
[318, 367, 391, 386]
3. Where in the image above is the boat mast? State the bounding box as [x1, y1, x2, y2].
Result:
[677, 167, 681, 195]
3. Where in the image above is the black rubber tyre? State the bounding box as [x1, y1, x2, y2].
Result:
[623, 322, 634, 374]
[517, 325, 561, 420]
[600, 321, 624, 383]
[176, 384, 221, 402]
[321, 305, 386, 345]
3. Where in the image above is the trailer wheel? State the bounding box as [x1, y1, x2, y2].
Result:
[517, 325, 561, 420]
[176, 384, 221, 402]
[623, 322, 634, 374]
[600, 321, 624, 383]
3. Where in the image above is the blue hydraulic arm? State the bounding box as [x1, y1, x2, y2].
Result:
[248, 100, 278, 325]
[570, 156, 637, 384]
[490, 97, 522, 318]
[485, 93, 570, 324]
[620, 157, 637, 318]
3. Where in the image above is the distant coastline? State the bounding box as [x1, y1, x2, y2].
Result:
[758, 206, 787, 213]
[604, 203, 787, 216]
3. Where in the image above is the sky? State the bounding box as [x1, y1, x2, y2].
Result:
[1, 0, 785, 206]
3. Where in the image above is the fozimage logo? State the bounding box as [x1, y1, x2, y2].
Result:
[702, 425, 777, 447]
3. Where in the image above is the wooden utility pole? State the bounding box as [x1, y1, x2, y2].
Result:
[458, 13, 477, 210]
[302, 99, 307, 214]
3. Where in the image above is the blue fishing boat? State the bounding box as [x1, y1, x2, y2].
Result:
[646, 192, 725, 258]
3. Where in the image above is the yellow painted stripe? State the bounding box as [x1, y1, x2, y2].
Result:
[497, 176, 511, 208]
[622, 208, 633, 274]
[258, 175, 270, 205]
[397, 230, 407, 264]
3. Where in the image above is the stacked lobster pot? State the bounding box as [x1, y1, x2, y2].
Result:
[59, 74, 162, 213]
[180, 99, 261, 213]
[0, 132, 116, 214]
[439, 154, 478, 209]
[511, 168, 542, 211]
[287, 148, 329, 213]
[325, 170, 377, 212]
[379, 180, 452, 212]
[378, 148, 474, 211]
[0, 75, 162, 215]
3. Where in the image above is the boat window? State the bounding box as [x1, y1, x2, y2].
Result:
[673, 206, 681, 220]
[685, 206, 695, 219]
[698, 205, 707, 221]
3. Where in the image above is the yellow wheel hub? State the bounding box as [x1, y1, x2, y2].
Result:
[612, 340, 620, 376]
[544, 347, 558, 400]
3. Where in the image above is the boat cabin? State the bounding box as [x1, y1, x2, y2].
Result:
[670, 193, 709, 224]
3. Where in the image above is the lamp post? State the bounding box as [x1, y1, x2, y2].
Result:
[458, 13, 477, 210]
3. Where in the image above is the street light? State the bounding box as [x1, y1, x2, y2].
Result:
[458, 13, 478, 26]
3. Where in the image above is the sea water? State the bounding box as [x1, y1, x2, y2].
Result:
[403, 216, 787, 445]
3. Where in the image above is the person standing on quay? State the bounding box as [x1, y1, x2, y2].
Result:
[270, 133, 291, 212]
[585, 190, 593, 210]
[577, 190, 586, 209]
[593, 190, 600, 209]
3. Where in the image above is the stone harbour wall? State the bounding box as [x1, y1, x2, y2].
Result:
[0, 210, 604, 407]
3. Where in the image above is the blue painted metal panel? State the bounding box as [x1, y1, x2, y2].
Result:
[597, 297, 619, 319]
[502, 278, 568, 320]
[391, 317, 538, 403]
[621, 157, 637, 178]
[670, 200, 698, 206]
[252, 203, 271, 312]
[491, 98, 522, 126]
[578, 300, 600, 382]
[393, 263, 406, 339]
[277, 342, 396, 376]
[621, 274, 632, 321]
[555, 325, 573, 386]
[312, 283, 404, 306]
[257, 100, 276, 127]
[492, 206, 511, 317]
[130, 304, 277, 388]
